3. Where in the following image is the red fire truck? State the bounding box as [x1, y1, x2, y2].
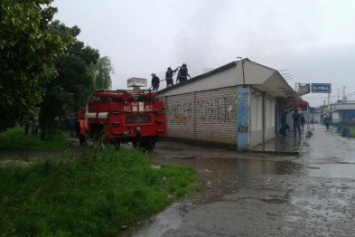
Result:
[76, 78, 166, 151]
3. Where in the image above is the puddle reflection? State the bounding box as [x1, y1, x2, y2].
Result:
[193, 158, 303, 185]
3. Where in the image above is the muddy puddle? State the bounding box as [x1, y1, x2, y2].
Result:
[118, 155, 303, 237]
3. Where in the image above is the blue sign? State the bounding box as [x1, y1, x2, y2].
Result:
[311, 83, 332, 93]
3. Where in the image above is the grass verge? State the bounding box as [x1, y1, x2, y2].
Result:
[0, 147, 196, 236]
[335, 125, 355, 138]
[0, 127, 69, 151]
[349, 127, 355, 137]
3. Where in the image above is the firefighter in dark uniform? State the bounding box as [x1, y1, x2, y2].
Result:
[151, 73, 160, 92]
[176, 63, 191, 84]
[165, 66, 179, 88]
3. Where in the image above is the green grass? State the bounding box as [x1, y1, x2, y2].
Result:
[335, 125, 355, 138]
[349, 127, 355, 137]
[0, 148, 197, 236]
[0, 127, 70, 151]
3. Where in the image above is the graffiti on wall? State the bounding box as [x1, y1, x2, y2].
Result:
[196, 97, 235, 122]
[171, 115, 188, 124]
[169, 102, 193, 118]
[166, 90, 237, 125]
[167, 101, 192, 125]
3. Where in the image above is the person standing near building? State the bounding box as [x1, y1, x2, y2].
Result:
[300, 113, 306, 131]
[292, 108, 301, 137]
[279, 109, 289, 136]
[323, 113, 330, 130]
[176, 63, 191, 84]
[151, 73, 160, 92]
[165, 66, 179, 88]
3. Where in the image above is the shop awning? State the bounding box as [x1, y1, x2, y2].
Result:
[284, 95, 309, 109]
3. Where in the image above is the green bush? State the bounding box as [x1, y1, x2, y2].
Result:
[0, 147, 196, 236]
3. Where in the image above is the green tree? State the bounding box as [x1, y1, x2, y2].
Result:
[39, 25, 100, 139]
[39, 85, 69, 139]
[92, 56, 114, 90]
[0, 0, 73, 131]
[54, 40, 100, 111]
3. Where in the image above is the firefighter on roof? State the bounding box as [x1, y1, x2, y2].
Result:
[151, 73, 160, 92]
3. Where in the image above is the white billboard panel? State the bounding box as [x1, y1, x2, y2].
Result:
[127, 77, 147, 87]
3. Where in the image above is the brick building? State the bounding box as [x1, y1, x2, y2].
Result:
[158, 59, 294, 151]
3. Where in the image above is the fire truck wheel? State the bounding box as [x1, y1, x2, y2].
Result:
[146, 142, 155, 152]
[139, 138, 155, 152]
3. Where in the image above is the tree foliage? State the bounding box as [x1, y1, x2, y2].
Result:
[38, 24, 101, 139]
[39, 47, 115, 139]
[0, 0, 114, 138]
[92, 56, 114, 90]
[39, 23, 114, 140]
[0, 0, 73, 130]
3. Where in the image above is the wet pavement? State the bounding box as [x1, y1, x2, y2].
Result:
[118, 124, 355, 237]
[249, 130, 307, 154]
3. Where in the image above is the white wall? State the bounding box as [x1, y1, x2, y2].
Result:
[163, 87, 238, 148]
[250, 88, 263, 147]
[249, 88, 276, 147]
[332, 111, 340, 123]
[264, 95, 276, 140]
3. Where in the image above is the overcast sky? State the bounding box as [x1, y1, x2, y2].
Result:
[52, 0, 355, 107]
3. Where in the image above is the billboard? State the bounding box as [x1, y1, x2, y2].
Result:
[127, 77, 147, 87]
[298, 83, 310, 96]
[311, 83, 332, 93]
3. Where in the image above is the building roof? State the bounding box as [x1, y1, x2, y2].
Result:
[238, 59, 294, 97]
[158, 59, 295, 98]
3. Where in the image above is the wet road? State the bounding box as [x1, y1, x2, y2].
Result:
[119, 124, 355, 237]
